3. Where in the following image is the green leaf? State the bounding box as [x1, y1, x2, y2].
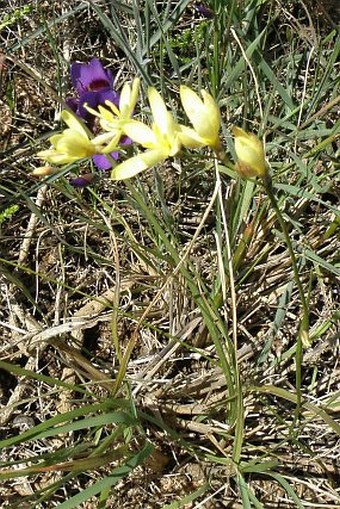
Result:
[0, 403, 131, 448]
[161, 483, 209, 509]
[266, 472, 304, 508]
[54, 443, 154, 509]
[304, 249, 340, 278]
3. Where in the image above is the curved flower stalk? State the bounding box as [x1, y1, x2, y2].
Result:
[232, 126, 267, 178]
[230, 126, 310, 421]
[179, 85, 222, 153]
[37, 110, 115, 165]
[110, 87, 181, 180]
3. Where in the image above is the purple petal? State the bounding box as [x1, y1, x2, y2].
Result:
[196, 4, 215, 19]
[96, 89, 120, 107]
[92, 152, 119, 170]
[70, 174, 97, 187]
[65, 97, 79, 112]
[77, 89, 120, 119]
[92, 137, 133, 170]
[70, 58, 114, 95]
[77, 91, 103, 119]
[120, 135, 133, 146]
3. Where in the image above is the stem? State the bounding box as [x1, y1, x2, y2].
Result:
[215, 162, 244, 464]
[262, 175, 310, 420]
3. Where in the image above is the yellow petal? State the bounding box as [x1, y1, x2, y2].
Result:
[130, 77, 141, 107]
[61, 110, 89, 138]
[166, 126, 182, 156]
[233, 127, 266, 178]
[100, 133, 121, 153]
[178, 125, 206, 148]
[201, 90, 220, 135]
[92, 131, 119, 146]
[180, 86, 209, 136]
[123, 120, 157, 148]
[37, 149, 77, 164]
[55, 132, 95, 158]
[119, 77, 140, 118]
[148, 87, 174, 136]
[49, 133, 64, 148]
[180, 86, 220, 148]
[84, 104, 102, 118]
[111, 149, 166, 180]
[103, 100, 120, 118]
[148, 87, 167, 116]
[180, 86, 204, 122]
[100, 118, 120, 134]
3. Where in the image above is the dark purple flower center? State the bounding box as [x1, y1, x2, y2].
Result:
[88, 79, 110, 92]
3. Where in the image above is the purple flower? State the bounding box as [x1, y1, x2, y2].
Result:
[196, 3, 215, 19]
[66, 58, 133, 182]
[70, 174, 97, 187]
[92, 136, 133, 170]
[71, 58, 113, 94]
[92, 153, 119, 170]
[67, 58, 119, 122]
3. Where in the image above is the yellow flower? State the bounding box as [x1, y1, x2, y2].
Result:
[85, 78, 140, 152]
[37, 111, 111, 164]
[179, 85, 221, 151]
[232, 126, 267, 178]
[115, 77, 140, 119]
[111, 87, 181, 180]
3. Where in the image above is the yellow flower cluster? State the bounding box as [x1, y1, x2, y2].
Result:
[37, 78, 267, 180]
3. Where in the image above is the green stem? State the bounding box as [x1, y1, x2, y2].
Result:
[215, 163, 244, 464]
[262, 175, 309, 420]
[217, 149, 309, 421]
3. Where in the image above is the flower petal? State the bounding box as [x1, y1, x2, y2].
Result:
[180, 86, 220, 148]
[71, 58, 113, 94]
[148, 87, 176, 136]
[70, 174, 97, 186]
[178, 125, 206, 148]
[233, 126, 266, 178]
[65, 97, 79, 113]
[31, 166, 57, 176]
[111, 149, 166, 180]
[196, 3, 215, 18]
[123, 120, 157, 148]
[103, 101, 120, 118]
[92, 152, 119, 170]
[61, 110, 89, 138]
[55, 131, 95, 157]
[77, 89, 119, 119]
[37, 149, 78, 164]
[201, 90, 220, 135]
[119, 77, 140, 118]
[180, 86, 205, 126]
[101, 133, 122, 153]
[49, 133, 64, 148]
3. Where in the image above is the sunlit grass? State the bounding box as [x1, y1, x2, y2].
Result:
[0, 0, 339, 507]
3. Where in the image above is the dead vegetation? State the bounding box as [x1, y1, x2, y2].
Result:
[0, 1, 339, 507]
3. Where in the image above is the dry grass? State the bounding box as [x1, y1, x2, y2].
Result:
[0, 1, 339, 507]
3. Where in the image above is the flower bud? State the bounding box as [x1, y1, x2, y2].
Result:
[233, 126, 267, 178]
[31, 166, 56, 176]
